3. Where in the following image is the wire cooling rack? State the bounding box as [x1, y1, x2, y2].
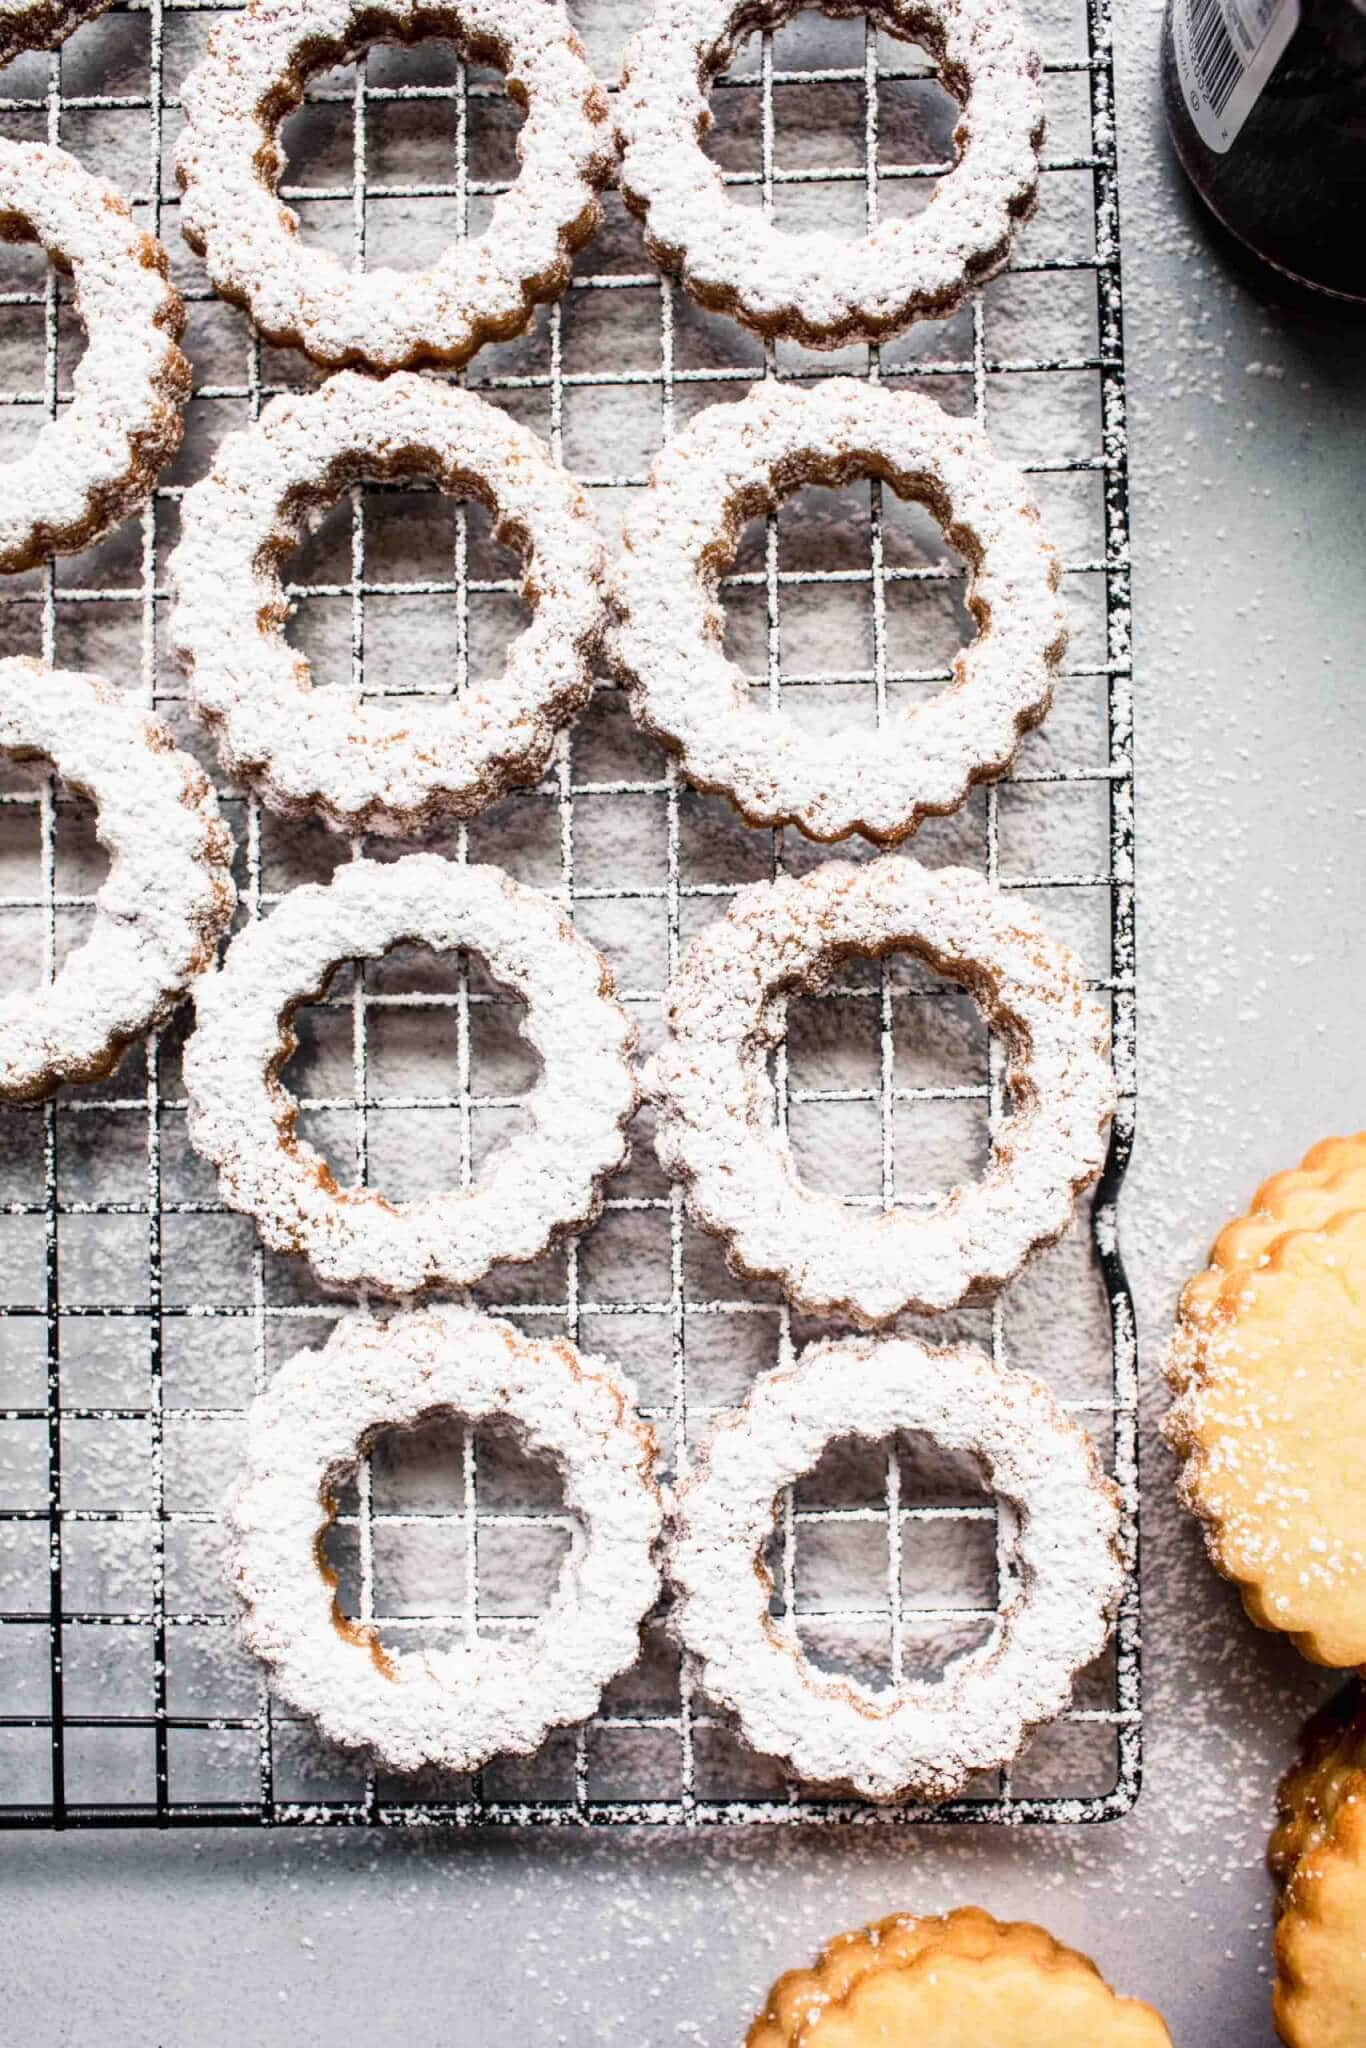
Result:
[0, 0, 1137, 1828]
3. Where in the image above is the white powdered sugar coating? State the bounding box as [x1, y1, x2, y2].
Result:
[175, 0, 614, 372]
[170, 372, 607, 837]
[0, 142, 188, 573]
[611, 379, 1066, 845]
[670, 1334, 1123, 1801]
[648, 856, 1114, 1326]
[0, 0, 111, 61]
[227, 1306, 663, 1775]
[183, 855, 637, 1296]
[0, 660, 236, 1104]
[617, 0, 1043, 350]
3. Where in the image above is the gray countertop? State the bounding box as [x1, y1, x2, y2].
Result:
[7, 0, 1366, 2041]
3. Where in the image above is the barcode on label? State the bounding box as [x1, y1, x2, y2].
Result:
[1187, 0, 1243, 117]
[1172, 0, 1298, 152]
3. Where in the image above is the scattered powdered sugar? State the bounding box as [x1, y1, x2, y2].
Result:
[175, 0, 615, 371]
[670, 1334, 1123, 1801]
[226, 1305, 663, 1775]
[617, 0, 1043, 349]
[183, 854, 637, 1296]
[611, 377, 1066, 845]
[170, 371, 608, 838]
[647, 855, 1114, 1325]
[0, 659, 236, 1103]
[0, 141, 188, 572]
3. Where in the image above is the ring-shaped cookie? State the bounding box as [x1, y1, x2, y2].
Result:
[176, 0, 614, 371]
[0, 661, 235, 1103]
[672, 1335, 1123, 1801]
[612, 379, 1066, 845]
[0, 142, 188, 573]
[0, 0, 112, 63]
[648, 857, 1113, 1327]
[170, 372, 607, 836]
[183, 854, 636, 1296]
[228, 1306, 663, 1775]
[617, 0, 1043, 350]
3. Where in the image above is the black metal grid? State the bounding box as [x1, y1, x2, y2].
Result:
[0, 0, 1138, 1827]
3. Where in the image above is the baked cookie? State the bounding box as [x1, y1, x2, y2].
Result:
[0, 660, 235, 1102]
[229, 1306, 662, 1775]
[0, 141, 188, 572]
[648, 856, 1113, 1328]
[184, 855, 636, 1296]
[670, 1335, 1122, 1801]
[1270, 1683, 1366, 2048]
[611, 378, 1066, 846]
[171, 371, 606, 837]
[618, 0, 1043, 351]
[1165, 1137, 1366, 1668]
[747, 1906, 1173, 2045]
[0, 0, 111, 63]
[1176, 1134, 1366, 1331]
[176, 0, 613, 372]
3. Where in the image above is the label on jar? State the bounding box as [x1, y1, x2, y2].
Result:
[1171, 0, 1301, 152]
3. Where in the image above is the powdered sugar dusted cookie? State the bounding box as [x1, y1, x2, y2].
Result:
[228, 1306, 663, 1775]
[0, 660, 235, 1103]
[611, 378, 1066, 845]
[1171, 1131, 1366, 1338]
[176, 0, 614, 372]
[0, 0, 111, 62]
[184, 855, 636, 1296]
[1270, 1684, 1366, 2048]
[0, 142, 188, 573]
[748, 1907, 1173, 2045]
[671, 1336, 1123, 1802]
[171, 372, 607, 837]
[1165, 1154, 1366, 1669]
[617, 0, 1043, 351]
[647, 857, 1113, 1327]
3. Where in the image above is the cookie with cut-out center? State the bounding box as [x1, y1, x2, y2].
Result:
[618, 0, 1044, 351]
[0, 141, 188, 572]
[0, 659, 234, 1102]
[176, 0, 613, 372]
[671, 1336, 1122, 1802]
[0, 0, 111, 63]
[228, 1306, 663, 1775]
[747, 1906, 1172, 2046]
[1271, 1684, 1366, 2048]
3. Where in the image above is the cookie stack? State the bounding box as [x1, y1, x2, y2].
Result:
[1167, 1134, 1366, 2048]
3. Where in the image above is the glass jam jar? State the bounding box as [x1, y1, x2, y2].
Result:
[1161, 0, 1366, 302]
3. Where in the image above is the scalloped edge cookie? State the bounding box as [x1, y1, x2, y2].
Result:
[747, 1906, 1173, 2045]
[1165, 1179, 1366, 1669]
[1270, 1684, 1366, 2048]
[0, 140, 188, 572]
[228, 1305, 663, 1774]
[176, 0, 615, 371]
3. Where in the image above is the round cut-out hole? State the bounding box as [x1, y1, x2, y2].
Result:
[761, 1426, 999, 1690]
[282, 941, 542, 1201]
[322, 1410, 574, 1662]
[278, 44, 527, 273]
